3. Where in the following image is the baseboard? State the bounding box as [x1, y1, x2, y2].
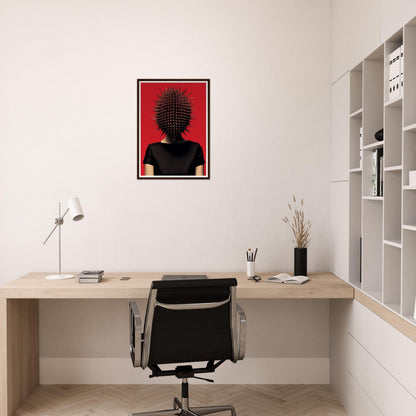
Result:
[39, 357, 329, 384]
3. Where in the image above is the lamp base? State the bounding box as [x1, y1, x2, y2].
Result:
[45, 274, 74, 280]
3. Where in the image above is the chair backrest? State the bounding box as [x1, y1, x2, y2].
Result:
[141, 278, 238, 368]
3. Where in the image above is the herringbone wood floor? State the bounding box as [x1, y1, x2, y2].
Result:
[15, 384, 348, 416]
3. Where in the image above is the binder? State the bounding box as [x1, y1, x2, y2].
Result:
[400, 44, 404, 96]
[390, 47, 401, 100]
[389, 50, 395, 100]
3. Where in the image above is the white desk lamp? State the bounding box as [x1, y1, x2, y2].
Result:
[43, 197, 84, 280]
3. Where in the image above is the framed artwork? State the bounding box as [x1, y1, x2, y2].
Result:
[137, 79, 210, 179]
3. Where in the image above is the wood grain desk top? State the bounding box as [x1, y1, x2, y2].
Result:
[0, 272, 353, 299]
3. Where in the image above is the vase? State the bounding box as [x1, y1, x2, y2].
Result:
[294, 247, 307, 276]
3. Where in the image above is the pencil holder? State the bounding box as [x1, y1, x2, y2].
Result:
[247, 261, 255, 278]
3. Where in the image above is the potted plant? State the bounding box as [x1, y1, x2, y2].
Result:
[282, 196, 311, 276]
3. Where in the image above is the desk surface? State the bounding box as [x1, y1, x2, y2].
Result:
[0, 272, 353, 299]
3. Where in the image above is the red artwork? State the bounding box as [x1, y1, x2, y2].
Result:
[137, 79, 210, 179]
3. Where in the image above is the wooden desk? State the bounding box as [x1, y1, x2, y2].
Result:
[0, 272, 353, 416]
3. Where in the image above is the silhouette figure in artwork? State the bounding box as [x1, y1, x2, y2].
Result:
[143, 87, 205, 176]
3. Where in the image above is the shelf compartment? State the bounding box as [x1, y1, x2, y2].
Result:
[384, 303, 401, 314]
[349, 173, 362, 288]
[402, 131, 416, 186]
[363, 57, 384, 147]
[366, 290, 383, 303]
[350, 63, 363, 114]
[403, 185, 416, 227]
[384, 170, 402, 242]
[384, 106, 402, 167]
[384, 239, 402, 248]
[350, 117, 362, 170]
[362, 200, 383, 294]
[383, 244, 401, 306]
[402, 229, 416, 316]
[384, 165, 402, 171]
[350, 108, 363, 118]
[362, 141, 384, 150]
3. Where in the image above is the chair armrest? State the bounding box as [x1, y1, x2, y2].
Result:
[236, 303, 246, 360]
[129, 302, 142, 368]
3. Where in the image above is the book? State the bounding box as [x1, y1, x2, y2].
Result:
[79, 276, 102, 283]
[78, 270, 104, 278]
[265, 273, 309, 285]
[371, 150, 378, 196]
[379, 148, 383, 196]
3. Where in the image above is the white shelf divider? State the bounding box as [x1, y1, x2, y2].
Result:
[384, 165, 402, 171]
[384, 97, 402, 108]
[403, 123, 416, 132]
[350, 108, 363, 118]
[362, 196, 383, 201]
[362, 141, 384, 150]
[384, 239, 402, 248]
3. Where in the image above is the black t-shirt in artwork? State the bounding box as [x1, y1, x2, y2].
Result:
[143, 140, 205, 175]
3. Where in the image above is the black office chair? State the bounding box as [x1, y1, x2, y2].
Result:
[129, 278, 246, 416]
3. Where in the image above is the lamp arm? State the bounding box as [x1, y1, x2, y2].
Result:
[42, 208, 70, 245]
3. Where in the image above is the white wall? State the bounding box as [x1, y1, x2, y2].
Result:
[0, 0, 332, 383]
[0, 0, 330, 281]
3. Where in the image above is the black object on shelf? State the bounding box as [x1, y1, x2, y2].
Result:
[294, 247, 307, 276]
[375, 128, 383, 141]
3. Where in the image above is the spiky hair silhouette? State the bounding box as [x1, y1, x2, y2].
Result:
[154, 87, 192, 139]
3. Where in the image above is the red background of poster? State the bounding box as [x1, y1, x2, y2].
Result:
[138, 81, 208, 177]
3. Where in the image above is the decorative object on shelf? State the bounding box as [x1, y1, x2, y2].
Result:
[282, 196, 311, 276]
[137, 79, 210, 180]
[374, 128, 383, 141]
[43, 197, 84, 280]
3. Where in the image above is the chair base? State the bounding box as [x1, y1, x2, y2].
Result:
[130, 396, 236, 416]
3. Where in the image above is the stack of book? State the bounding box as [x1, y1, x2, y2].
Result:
[78, 270, 104, 283]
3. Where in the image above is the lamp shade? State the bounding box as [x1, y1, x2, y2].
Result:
[68, 197, 84, 221]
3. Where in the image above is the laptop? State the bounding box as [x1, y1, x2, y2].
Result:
[162, 274, 208, 281]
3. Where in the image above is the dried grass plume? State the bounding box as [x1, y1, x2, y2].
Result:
[282, 195, 311, 248]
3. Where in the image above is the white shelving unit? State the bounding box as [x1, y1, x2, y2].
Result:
[348, 19, 416, 327]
